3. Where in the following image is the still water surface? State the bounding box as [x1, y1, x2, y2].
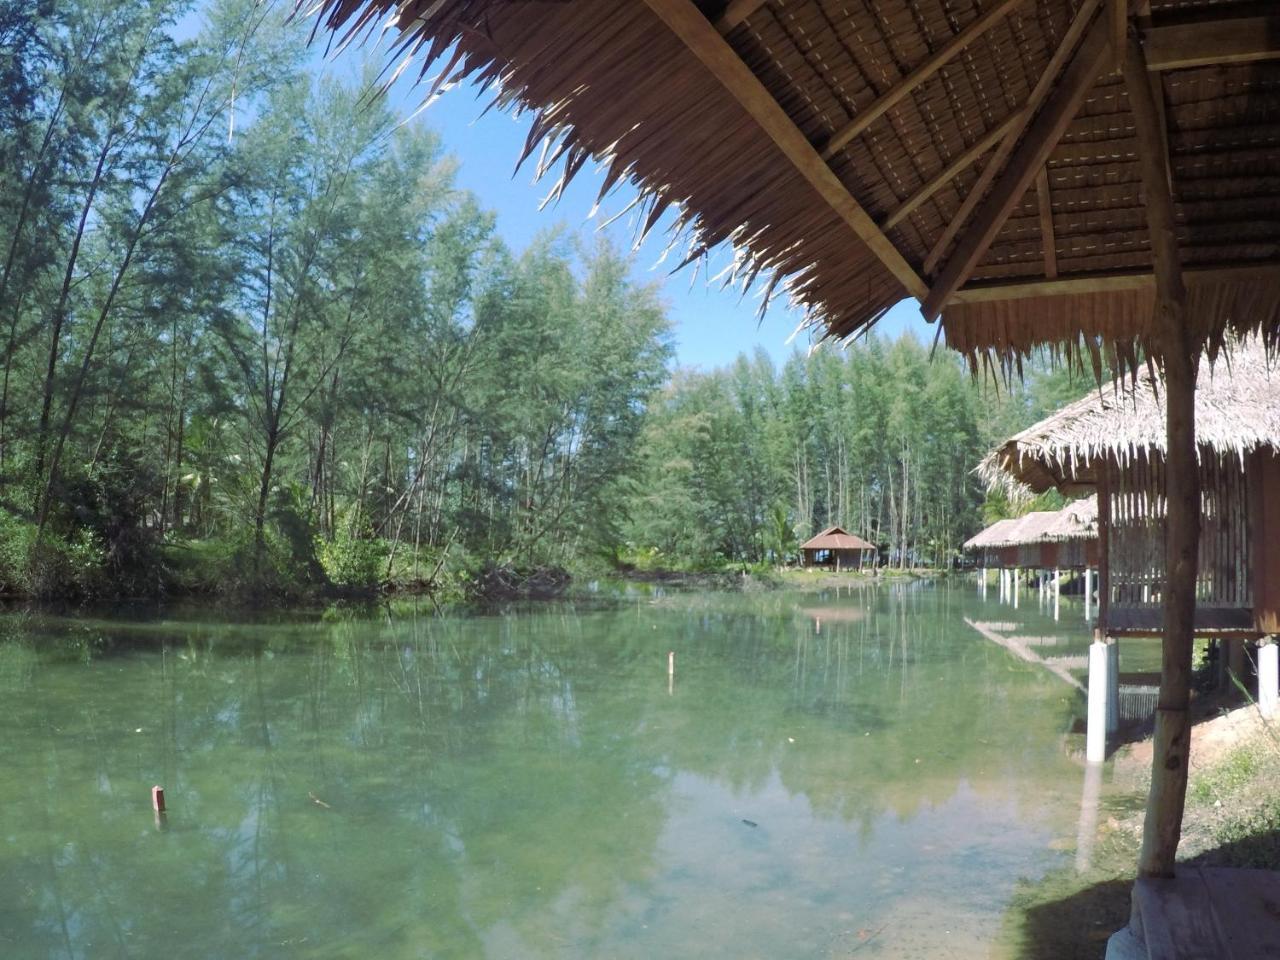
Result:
[1, 582, 1104, 959]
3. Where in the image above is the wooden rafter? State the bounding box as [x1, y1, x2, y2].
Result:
[922, 0, 1104, 277]
[1109, 0, 1128, 72]
[715, 0, 768, 35]
[882, 112, 1021, 230]
[1035, 167, 1058, 279]
[946, 262, 1280, 304]
[1143, 14, 1280, 71]
[921, 16, 1113, 321]
[643, 0, 928, 298]
[819, 0, 1027, 161]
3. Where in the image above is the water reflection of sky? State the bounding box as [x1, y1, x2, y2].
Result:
[0, 583, 1101, 959]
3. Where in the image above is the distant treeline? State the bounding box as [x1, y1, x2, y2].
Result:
[0, 0, 1082, 600]
[621, 337, 1082, 572]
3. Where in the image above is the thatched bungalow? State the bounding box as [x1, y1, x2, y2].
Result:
[986, 337, 1280, 768]
[799, 525, 876, 571]
[964, 501, 1098, 571]
[986, 336, 1280, 640]
[964, 500, 1099, 612]
[306, 0, 1280, 948]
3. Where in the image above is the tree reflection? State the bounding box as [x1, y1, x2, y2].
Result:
[0, 586, 1085, 958]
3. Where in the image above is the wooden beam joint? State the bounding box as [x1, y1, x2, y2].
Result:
[1142, 14, 1280, 71]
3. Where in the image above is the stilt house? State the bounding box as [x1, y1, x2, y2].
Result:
[964, 498, 1097, 571]
[985, 336, 1280, 641]
[308, 0, 1280, 943]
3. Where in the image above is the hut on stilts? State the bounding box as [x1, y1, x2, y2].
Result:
[303, 0, 1280, 952]
[983, 335, 1280, 751]
[964, 498, 1098, 615]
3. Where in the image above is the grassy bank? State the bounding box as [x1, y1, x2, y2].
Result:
[997, 703, 1280, 959]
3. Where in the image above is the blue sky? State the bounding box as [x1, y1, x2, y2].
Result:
[201, 4, 934, 369]
[381, 73, 934, 369]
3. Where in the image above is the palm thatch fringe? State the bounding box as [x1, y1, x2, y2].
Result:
[980, 333, 1280, 494]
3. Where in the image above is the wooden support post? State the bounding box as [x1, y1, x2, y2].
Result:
[1107, 640, 1121, 733]
[1054, 567, 1061, 621]
[1124, 30, 1200, 882]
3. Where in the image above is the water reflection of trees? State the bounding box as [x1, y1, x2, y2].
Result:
[0, 587, 1082, 958]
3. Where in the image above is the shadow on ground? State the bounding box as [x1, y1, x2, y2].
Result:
[1003, 828, 1280, 960]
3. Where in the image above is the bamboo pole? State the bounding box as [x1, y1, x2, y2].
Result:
[1123, 32, 1200, 881]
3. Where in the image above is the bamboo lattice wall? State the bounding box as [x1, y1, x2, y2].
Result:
[1104, 453, 1252, 624]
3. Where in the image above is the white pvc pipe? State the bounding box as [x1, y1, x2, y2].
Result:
[1087, 639, 1111, 763]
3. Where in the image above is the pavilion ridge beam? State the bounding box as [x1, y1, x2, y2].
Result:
[715, 0, 768, 35]
[947, 261, 1280, 303]
[644, 0, 928, 299]
[1143, 14, 1280, 71]
[1123, 28, 1199, 884]
[883, 112, 1021, 230]
[1035, 166, 1058, 279]
[922, 0, 1104, 278]
[922, 16, 1113, 321]
[819, 0, 1028, 161]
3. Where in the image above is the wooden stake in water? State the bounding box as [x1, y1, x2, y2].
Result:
[667, 651, 675, 695]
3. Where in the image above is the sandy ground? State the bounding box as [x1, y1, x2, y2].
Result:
[1114, 701, 1276, 783]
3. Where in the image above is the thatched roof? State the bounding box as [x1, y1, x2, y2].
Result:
[983, 335, 1280, 493]
[800, 525, 876, 551]
[303, 1, 1280, 364]
[963, 517, 1019, 550]
[963, 497, 1096, 550]
[1043, 495, 1097, 542]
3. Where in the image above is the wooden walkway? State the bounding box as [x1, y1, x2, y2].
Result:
[1128, 867, 1280, 959]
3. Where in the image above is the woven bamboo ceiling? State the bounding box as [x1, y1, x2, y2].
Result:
[305, 0, 1280, 361]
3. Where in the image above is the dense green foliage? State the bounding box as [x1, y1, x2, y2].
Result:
[0, 0, 671, 598]
[0, 0, 1091, 599]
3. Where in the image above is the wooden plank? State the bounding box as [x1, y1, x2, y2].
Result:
[642, 0, 928, 299]
[1144, 15, 1280, 71]
[715, 0, 768, 35]
[1201, 867, 1280, 959]
[1124, 29, 1199, 883]
[922, 0, 1104, 278]
[883, 112, 1021, 229]
[1035, 166, 1058, 278]
[819, 0, 1028, 160]
[1135, 872, 1229, 959]
[946, 261, 1280, 303]
[922, 17, 1113, 320]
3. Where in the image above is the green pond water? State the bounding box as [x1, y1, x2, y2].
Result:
[0, 581, 1117, 959]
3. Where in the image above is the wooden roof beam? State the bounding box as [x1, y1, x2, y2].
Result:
[1143, 13, 1280, 71]
[643, 0, 928, 299]
[922, 0, 1104, 277]
[715, 0, 768, 35]
[922, 16, 1113, 321]
[1035, 167, 1058, 279]
[819, 0, 1028, 161]
[946, 262, 1280, 304]
[882, 112, 1021, 230]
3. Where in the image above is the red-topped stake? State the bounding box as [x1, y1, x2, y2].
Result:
[151, 785, 166, 813]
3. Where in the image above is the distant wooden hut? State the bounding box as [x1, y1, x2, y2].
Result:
[799, 526, 876, 571]
[964, 500, 1097, 571]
